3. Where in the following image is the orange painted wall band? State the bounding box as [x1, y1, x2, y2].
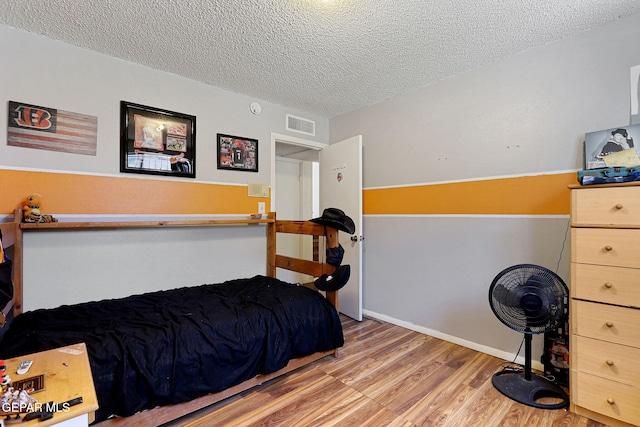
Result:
[2, 169, 269, 215]
[363, 172, 575, 216]
[3, 169, 572, 217]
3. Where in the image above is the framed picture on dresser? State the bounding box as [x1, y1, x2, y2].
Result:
[583, 123, 640, 169]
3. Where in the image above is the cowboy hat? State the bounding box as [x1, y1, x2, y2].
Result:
[314, 264, 351, 292]
[310, 208, 356, 235]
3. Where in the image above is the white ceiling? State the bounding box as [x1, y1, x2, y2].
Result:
[2, 1, 640, 118]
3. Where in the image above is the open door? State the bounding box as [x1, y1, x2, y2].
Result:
[320, 135, 363, 321]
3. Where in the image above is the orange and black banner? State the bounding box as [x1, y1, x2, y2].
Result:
[8, 101, 98, 156]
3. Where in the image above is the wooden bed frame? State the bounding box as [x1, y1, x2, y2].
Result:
[2, 209, 341, 426]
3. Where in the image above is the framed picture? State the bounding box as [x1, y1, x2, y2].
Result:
[120, 101, 196, 178]
[217, 133, 258, 172]
[584, 123, 640, 169]
[632, 64, 640, 125]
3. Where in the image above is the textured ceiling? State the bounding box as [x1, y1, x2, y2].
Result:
[2, 0, 640, 118]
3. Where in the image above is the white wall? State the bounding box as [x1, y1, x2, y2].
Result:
[0, 24, 329, 183]
[0, 24, 330, 309]
[21, 226, 268, 311]
[275, 157, 304, 284]
[332, 13, 640, 187]
[330, 12, 640, 366]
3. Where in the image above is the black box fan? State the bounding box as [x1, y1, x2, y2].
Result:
[488, 264, 569, 409]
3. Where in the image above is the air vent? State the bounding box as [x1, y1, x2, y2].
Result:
[286, 114, 316, 136]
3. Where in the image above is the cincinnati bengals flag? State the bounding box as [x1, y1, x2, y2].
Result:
[7, 101, 97, 155]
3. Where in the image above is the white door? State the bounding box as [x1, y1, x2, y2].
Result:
[320, 135, 363, 321]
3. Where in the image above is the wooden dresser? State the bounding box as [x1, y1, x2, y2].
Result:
[570, 183, 640, 427]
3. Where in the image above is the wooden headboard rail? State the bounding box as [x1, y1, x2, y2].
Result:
[269, 214, 338, 307]
[7, 209, 338, 315]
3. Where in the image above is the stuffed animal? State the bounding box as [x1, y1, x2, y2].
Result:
[22, 194, 57, 223]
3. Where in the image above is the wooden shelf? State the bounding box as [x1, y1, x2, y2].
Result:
[18, 218, 274, 230]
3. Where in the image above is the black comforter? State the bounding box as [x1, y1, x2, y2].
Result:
[0, 275, 344, 422]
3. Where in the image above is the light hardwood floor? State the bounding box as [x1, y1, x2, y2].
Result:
[166, 315, 607, 427]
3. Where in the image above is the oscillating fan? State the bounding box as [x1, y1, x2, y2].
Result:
[488, 264, 570, 409]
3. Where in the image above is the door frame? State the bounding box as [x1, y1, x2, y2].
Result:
[270, 132, 327, 213]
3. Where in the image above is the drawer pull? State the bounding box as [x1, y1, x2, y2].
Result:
[606, 321, 614, 328]
[604, 245, 613, 251]
[615, 204, 623, 210]
[604, 282, 613, 289]
[607, 398, 615, 405]
[606, 360, 615, 366]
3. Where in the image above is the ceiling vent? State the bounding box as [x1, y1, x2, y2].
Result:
[286, 114, 315, 136]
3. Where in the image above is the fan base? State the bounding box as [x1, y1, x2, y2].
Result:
[492, 370, 569, 410]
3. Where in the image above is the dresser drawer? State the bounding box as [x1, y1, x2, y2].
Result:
[572, 186, 640, 226]
[574, 336, 640, 386]
[572, 228, 640, 268]
[572, 263, 640, 307]
[574, 300, 640, 347]
[573, 371, 640, 426]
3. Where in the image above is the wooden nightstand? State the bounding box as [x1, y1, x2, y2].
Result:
[1, 343, 98, 426]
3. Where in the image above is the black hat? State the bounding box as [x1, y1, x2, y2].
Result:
[611, 128, 628, 137]
[310, 208, 356, 235]
[314, 265, 351, 291]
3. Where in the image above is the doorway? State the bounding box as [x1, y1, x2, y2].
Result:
[271, 133, 325, 283]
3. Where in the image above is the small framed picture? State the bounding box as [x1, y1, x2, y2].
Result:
[12, 374, 45, 393]
[217, 133, 258, 172]
[584, 124, 640, 169]
[120, 101, 196, 178]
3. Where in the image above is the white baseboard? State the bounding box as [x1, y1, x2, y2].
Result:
[362, 309, 545, 372]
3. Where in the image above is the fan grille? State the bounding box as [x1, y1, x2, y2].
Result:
[489, 264, 568, 334]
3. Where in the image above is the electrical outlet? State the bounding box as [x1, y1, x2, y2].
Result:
[258, 202, 266, 214]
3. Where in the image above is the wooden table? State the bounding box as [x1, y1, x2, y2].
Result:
[1, 343, 98, 426]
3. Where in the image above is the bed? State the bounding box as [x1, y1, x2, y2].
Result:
[0, 211, 344, 425]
